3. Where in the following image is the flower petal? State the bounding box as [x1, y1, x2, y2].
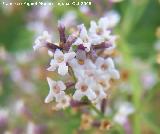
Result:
[55, 91, 65, 102]
[86, 89, 96, 101]
[74, 38, 83, 45]
[84, 43, 91, 52]
[46, 77, 56, 89]
[73, 90, 84, 101]
[95, 57, 104, 67]
[57, 81, 66, 91]
[47, 59, 57, 71]
[109, 69, 120, 79]
[79, 24, 88, 40]
[64, 52, 76, 62]
[45, 92, 54, 103]
[58, 63, 68, 75]
[105, 58, 114, 69]
[89, 21, 97, 34]
[54, 49, 64, 60]
[98, 17, 108, 30]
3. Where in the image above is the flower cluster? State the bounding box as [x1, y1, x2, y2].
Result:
[33, 17, 120, 110]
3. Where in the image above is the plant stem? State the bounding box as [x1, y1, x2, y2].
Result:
[68, 65, 77, 83]
[90, 104, 104, 118]
[119, 39, 142, 134]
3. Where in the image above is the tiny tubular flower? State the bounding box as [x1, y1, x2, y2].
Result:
[69, 58, 96, 80]
[47, 49, 76, 75]
[0, 109, 8, 127]
[96, 75, 111, 91]
[89, 17, 111, 45]
[45, 77, 66, 103]
[73, 24, 92, 52]
[33, 31, 52, 51]
[104, 10, 120, 28]
[95, 57, 120, 79]
[80, 114, 93, 130]
[55, 95, 71, 110]
[73, 79, 96, 101]
[91, 83, 106, 104]
[99, 120, 111, 130]
[113, 102, 135, 125]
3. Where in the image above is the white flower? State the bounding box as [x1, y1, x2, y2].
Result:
[74, 24, 92, 52]
[33, 31, 52, 51]
[15, 100, 25, 115]
[45, 77, 66, 103]
[92, 83, 106, 104]
[105, 35, 117, 52]
[48, 50, 54, 57]
[140, 71, 156, 90]
[0, 108, 9, 122]
[80, 5, 90, 14]
[95, 73, 111, 90]
[26, 122, 35, 134]
[104, 10, 120, 28]
[69, 58, 95, 70]
[113, 102, 135, 125]
[69, 58, 96, 80]
[27, 21, 46, 34]
[36, 5, 52, 20]
[60, 11, 77, 28]
[47, 49, 76, 75]
[95, 57, 120, 79]
[73, 78, 96, 101]
[89, 17, 111, 45]
[55, 95, 71, 110]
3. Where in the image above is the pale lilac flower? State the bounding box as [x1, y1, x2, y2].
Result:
[14, 100, 32, 119]
[96, 75, 111, 91]
[79, 5, 90, 14]
[26, 122, 46, 134]
[141, 72, 156, 90]
[10, 67, 36, 94]
[45, 77, 66, 103]
[0, 109, 8, 128]
[104, 10, 120, 28]
[89, 17, 111, 45]
[91, 83, 106, 104]
[48, 50, 54, 57]
[95, 57, 120, 79]
[33, 31, 52, 51]
[113, 102, 134, 125]
[35, 6, 52, 20]
[27, 21, 46, 35]
[73, 78, 96, 101]
[55, 95, 71, 110]
[74, 24, 92, 52]
[60, 11, 77, 28]
[69, 58, 96, 80]
[69, 58, 95, 71]
[47, 49, 76, 75]
[15, 100, 25, 115]
[27, 122, 35, 134]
